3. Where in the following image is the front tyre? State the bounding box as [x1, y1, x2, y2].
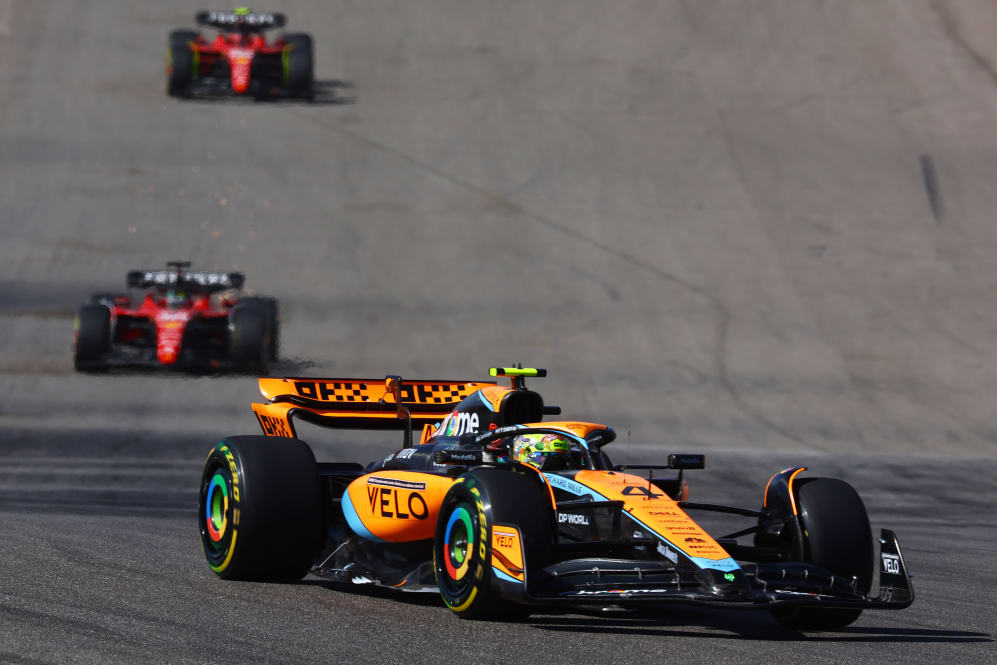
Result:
[199, 436, 324, 581]
[433, 468, 552, 619]
[770, 477, 874, 630]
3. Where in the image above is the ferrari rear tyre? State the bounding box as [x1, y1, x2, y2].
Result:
[770, 477, 874, 631]
[434, 468, 552, 619]
[167, 30, 197, 97]
[199, 436, 324, 581]
[239, 296, 279, 361]
[74, 304, 110, 371]
[283, 33, 313, 98]
[230, 304, 270, 373]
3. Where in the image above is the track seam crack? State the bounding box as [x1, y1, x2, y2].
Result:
[931, 0, 997, 88]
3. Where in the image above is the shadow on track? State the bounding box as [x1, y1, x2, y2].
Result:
[69, 355, 317, 378]
[529, 612, 994, 644]
[300, 579, 445, 608]
[302, 582, 991, 643]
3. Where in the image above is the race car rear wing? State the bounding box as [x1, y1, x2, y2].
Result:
[126, 268, 244, 291]
[196, 10, 286, 29]
[251, 375, 497, 442]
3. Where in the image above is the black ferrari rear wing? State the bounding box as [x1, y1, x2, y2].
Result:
[196, 10, 286, 29]
[126, 268, 244, 292]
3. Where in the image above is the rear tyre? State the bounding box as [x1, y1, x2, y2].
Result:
[230, 304, 269, 373]
[770, 477, 873, 631]
[74, 305, 110, 371]
[167, 29, 197, 97]
[434, 468, 552, 619]
[283, 33, 314, 99]
[239, 296, 279, 361]
[199, 436, 324, 581]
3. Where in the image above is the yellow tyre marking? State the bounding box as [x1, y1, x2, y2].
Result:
[209, 530, 238, 573]
[447, 585, 478, 613]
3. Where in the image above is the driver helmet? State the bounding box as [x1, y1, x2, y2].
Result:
[165, 288, 189, 308]
[234, 6, 251, 32]
[512, 433, 572, 471]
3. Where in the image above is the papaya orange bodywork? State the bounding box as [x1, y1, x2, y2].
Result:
[762, 466, 807, 514]
[251, 402, 295, 437]
[574, 470, 732, 563]
[344, 471, 455, 543]
[257, 377, 495, 407]
[537, 421, 611, 439]
[491, 525, 526, 582]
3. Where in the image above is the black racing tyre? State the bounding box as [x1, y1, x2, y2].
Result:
[239, 296, 279, 361]
[230, 304, 269, 373]
[167, 29, 197, 97]
[283, 33, 313, 97]
[74, 304, 110, 371]
[434, 468, 553, 619]
[770, 477, 874, 631]
[199, 436, 324, 581]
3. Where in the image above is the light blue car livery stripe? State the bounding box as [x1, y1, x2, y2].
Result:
[341, 490, 384, 542]
[477, 391, 496, 412]
[543, 473, 608, 501]
[543, 472, 742, 574]
[689, 556, 740, 572]
[491, 566, 522, 584]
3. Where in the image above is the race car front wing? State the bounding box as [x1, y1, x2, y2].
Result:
[510, 529, 914, 610]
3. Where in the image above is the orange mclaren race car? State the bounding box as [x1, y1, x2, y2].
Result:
[198, 368, 914, 627]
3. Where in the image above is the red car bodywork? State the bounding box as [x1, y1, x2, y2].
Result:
[109, 292, 233, 366]
[189, 31, 288, 95]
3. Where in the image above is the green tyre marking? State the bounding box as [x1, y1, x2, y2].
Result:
[282, 44, 295, 85]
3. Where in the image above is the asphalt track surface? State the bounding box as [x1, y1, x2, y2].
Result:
[1, 1, 996, 663]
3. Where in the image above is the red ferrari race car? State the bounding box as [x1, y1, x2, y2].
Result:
[167, 9, 313, 100]
[73, 262, 278, 373]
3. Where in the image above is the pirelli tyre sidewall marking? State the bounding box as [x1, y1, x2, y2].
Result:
[438, 479, 490, 613]
[200, 444, 241, 573]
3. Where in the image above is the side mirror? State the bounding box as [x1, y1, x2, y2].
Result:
[126, 271, 143, 288]
[668, 454, 705, 470]
[228, 272, 245, 289]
